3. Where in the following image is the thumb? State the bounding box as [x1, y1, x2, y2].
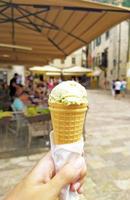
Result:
[48, 157, 84, 197]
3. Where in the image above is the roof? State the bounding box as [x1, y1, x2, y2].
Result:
[0, 0, 130, 65]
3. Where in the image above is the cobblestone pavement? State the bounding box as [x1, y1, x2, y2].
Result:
[0, 90, 130, 200]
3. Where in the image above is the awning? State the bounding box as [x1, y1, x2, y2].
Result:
[86, 67, 102, 77]
[45, 72, 61, 76]
[93, 69, 102, 76]
[30, 65, 61, 72]
[62, 66, 92, 75]
[30, 65, 92, 76]
[0, 0, 130, 65]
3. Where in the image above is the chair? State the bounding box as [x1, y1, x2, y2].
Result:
[27, 114, 52, 154]
[7, 105, 27, 137]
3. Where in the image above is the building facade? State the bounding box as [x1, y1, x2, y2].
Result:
[51, 48, 86, 69]
[94, 0, 130, 7]
[87, 21, 129, 89]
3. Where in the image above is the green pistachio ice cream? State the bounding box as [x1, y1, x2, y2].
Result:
[49, 81, 88, 144]
[48, 80, 88, 105]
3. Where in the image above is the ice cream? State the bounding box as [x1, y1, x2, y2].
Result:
[49, 80, 88, 105]
[49, 81, 88, 144]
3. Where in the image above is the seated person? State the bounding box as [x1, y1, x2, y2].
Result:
[17, 84, 31, 104]
[12, 84, 31, 111]
[34, 84, 43, 99]
[12, 97, 26, 112]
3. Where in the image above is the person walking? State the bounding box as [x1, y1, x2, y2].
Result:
[114, 79, 122, 99]
[120, 79, 127, 97]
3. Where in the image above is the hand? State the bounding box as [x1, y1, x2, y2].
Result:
[5, 152, 86, 200]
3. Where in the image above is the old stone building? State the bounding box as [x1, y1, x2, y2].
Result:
[87, 21, 129, 89]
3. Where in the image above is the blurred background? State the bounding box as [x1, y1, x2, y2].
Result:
[0, 0, 130, 199]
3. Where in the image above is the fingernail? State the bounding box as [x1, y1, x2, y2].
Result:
[78, 187, 83, 194]
[73, 182, 80, 191]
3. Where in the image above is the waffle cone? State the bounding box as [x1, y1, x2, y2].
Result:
[49, 103, 88, 144]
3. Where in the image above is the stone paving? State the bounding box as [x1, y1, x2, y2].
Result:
[0, 90, 130, 200]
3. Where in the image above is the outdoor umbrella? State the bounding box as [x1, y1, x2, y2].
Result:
[0, 0, 130, 65]
[30, 65, 61, 76]
[30, 65, 61, 72]
[62, 65, 92, 76]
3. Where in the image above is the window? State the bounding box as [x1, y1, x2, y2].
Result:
[113, 59, 117, 67]
[61, 59, 65, 64]
[0, 71, 7, 83]
[105, 31, 109, 40]
[72, 57, 76, 65]
[82, 60, 86, 67]
[93, 57, 96, 66]
[96, 37, 101, 46]
[93, 40, 96, 49]
[96, 54, 101, 66]
[101, 49, 108, 68]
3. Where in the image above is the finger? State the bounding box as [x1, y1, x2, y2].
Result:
[27, 152, 55, 184]
[77, 186, 84, 194]
[70, 177, 84, 191]
[70, 159, 87, 192]
[70, 182, 80, 192]
[47, 156, 84, 197]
